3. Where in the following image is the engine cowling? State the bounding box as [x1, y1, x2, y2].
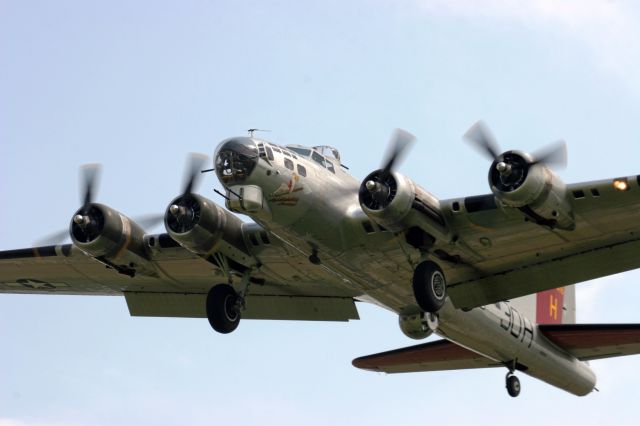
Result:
[164, 194, 256, 268]
[489, 151, 574, 230]
[399, 313, 434, 340]
[70, 203, 153, 277]
[359, 170, 448, 238]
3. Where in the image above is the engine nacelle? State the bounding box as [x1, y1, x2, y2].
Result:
[359, 170, 448, 239]
[399, 313, 435, 340]
[489, 151, 575, 230]
[70, 203, 154, 277]
[164, 194, 256, 268]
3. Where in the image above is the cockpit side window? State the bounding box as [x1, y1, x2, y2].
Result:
[311, 151, 337, 174]
[313, 145, 341, 161]
[326, 160, 335, 174]
[265, 146, 274, 161]
[311, 151, 325, 167]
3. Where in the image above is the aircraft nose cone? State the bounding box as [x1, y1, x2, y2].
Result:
[214, 137, 260, 185]
[215, 137, 259, 159]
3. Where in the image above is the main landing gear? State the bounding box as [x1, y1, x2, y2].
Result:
[206, 284, 243, 334]
[412, 261, 447, 313]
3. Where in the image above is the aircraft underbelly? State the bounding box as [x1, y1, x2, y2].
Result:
[437, 302, 596, 396]
[260, 200, 423, 312]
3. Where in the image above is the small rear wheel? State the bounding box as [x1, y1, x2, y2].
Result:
[506, 374, 521, 398]
[412, 261, 447, 312]
[206, 284, 241, 334]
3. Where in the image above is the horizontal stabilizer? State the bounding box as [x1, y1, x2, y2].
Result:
[539, 324, 640, 361]
[352, 339, 501, 374]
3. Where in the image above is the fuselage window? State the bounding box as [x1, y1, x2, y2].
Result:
[265, 146, 274, 161]
[284, 158, 294, 170]
[297, 164, 307, 177]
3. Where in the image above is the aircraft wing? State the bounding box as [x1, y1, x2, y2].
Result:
[443, 176, 640, 309]
[539, 324, 640, 361]
[352, 339, 501, 373]
[0, 234, 360, 322]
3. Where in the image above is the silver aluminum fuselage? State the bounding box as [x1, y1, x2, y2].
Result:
[436, 301, 596, 396]
[218, 139, 596, 395]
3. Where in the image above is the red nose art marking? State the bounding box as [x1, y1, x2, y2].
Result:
[536, 288, 565, 324]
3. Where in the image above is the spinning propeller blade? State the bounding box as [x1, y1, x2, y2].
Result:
[182, 153, 209, 196]
[464, 121, 568, 170]
[80, 164, 101, 214]
[532, 140, 567, 168]
[463, 121, 501, 161]
[380, 129, 415, 179]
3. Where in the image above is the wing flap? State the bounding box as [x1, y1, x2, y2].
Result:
[352, 339, 500, 373]
[539, 324, 640, 361]
[125, 292, 359, 321]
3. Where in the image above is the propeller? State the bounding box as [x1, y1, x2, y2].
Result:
[464, 120, 567, 168]
[79, 164, 101, 213]
[181, 153, 209, 197]
[34, 163, 163, 246]
[361, 129, 415, 209]
[32, 164, 102, 246]
[531, 140, 567, 168]
[463, 121, 501, 161]
[463, 120, 567, 191]
[166, 153, 210, 234]
[380, 129, 416, 180]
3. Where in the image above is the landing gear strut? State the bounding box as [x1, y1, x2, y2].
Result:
[506, 372, 521, 398]
[412, 261, 447, 313]
[206, 284, 242, 334]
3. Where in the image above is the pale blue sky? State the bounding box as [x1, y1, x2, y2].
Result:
[2, 1, 640, 425]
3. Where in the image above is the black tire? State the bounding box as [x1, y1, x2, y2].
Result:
[206, 284, 241, 334]
[412, 261, 447, 312]
[506, 375, 521, 397]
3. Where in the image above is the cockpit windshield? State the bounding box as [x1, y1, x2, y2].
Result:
[215, 138, 259, 184]
[313, 145, 340, 161]
[287, 146, 312, 157]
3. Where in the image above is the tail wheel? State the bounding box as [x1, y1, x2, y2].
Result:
[206, 284, 241, 334]
[412, 261, 447, 312]
[506, 374, 521, 397]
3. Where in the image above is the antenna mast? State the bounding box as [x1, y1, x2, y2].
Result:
[247, 128, 271, 137]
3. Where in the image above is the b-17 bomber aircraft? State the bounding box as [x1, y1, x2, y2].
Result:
[3, 122, 640, 397]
